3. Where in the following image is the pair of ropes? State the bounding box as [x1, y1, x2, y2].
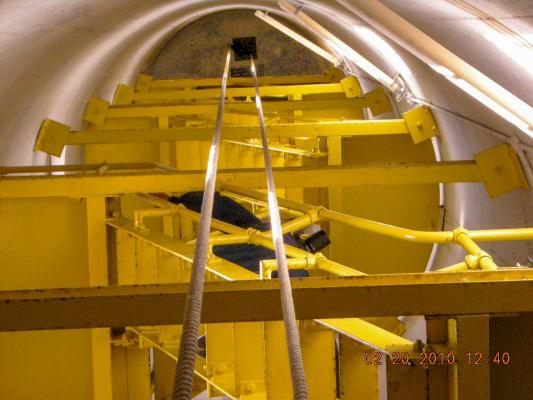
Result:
[171, 49, 309, 400]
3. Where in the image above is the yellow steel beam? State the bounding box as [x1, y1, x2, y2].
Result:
[115, 83, 351, 105]
[83, 94, 386, 125]
[223, 140, 328, 158]
[0, 161, 482, 198]
[136, 71, 341, 91]
[316, 318, 416, 357]
[2, 270, 533, 331]
[85, 196, 113, 400]
[35, 118, 415, 157]
[36, 105, 438, 157]
[75, 119, 409, 142]
[448, 316, 490, 400]
[0, 162, 170, 175]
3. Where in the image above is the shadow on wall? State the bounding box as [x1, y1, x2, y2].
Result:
[144, 9, 329, 78]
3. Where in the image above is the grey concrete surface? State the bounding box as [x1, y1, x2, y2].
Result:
[144, 9, 328, 79]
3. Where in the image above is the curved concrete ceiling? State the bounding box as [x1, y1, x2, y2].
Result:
[0, 0, 531, 266]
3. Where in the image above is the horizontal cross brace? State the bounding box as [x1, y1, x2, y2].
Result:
[70, 119, 409, 144]
[0, 161, 481, 198]
[1, 270, 532, 331]
[117, 83, 350, 105]
[136, 72, 338, 91]
[83, 90, 391, 125]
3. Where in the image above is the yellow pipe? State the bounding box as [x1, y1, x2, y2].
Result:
[216, 185, 528, 272]
[135, 193, 366, 276]
[317, 208, 453, 243]
[135, 191, 520, 275]
[221, 184, 533, 244]
[220, 183, 312, 214]
[133, 207, 178, 228]
[454, 228, 499, 271]
[220, 190, 304, 217]
[261, 209, 320, 240]
[208, 233, 250, 245]
[315, 255, 366, 276]
[467, 228, 533, 242]
[435, 262, 469, 273]
[281, 208, 320, 234]
[260, 258, 316, 279]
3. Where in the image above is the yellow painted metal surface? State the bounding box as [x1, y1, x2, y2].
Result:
[386, 358, 427, 400]
[84, 96, 379, 124]
[317, 318, 415, 357]
[73, 119, 411, 142]
[300, 321, 336, 399]
[4, 68, 532, 400]
[117, 82, 351, 105]
[475, 142, 529, 197]
[0, 197, 94, 399]
[0, 161, 484, 198]
[33, 119, 70, 157]
[136, 71, 340, 91]
[403, 105, 439, 144]
[448, 316, 490, 400]
[340, 76, 363, 98]
[3, 270, 533, 329]
[339, 337, 381, 399]
[85, 197, 113, 400]
[329, 134, 440, 273]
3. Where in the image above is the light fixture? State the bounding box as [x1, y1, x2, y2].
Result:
[450, 77, 531, 134]
[353, 26, 412, 79]
[254, 10, 341, 65]
[278, 0, 398, 92]
[483, 31, 533, 76]
[430, 65, 455, 78]
[329, 0, 533, 139]
[430, 64, 533, 137]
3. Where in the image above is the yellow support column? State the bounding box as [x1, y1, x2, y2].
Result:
[233, 323, 267, 399]
[301, 321, 336, 399]
[84, 196, 113, 400]
[426, 317, 449, 400]
[339, 337, 381, 399]
[386, 358, 427, 400]
[448, 316, 490, 400]
[206, 323, 237, 397]
[265, 321, 293, 399]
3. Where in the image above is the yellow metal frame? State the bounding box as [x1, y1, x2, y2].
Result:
[115, 82, 354, 105]
[13, 67, 532, 399]
[135, 69, 343, 91]
[3, 153, 526, 198]
[3, 269, 533, 330]
[219, 184, 533, 258]
[34, 106, 439, 157]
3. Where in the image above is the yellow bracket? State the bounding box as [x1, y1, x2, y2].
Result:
[403, 105, 439, 144]
[83, 97, 110, 125]
[365, 87, 393, 116]
[135, 74, 154, 92]
[475, 143, 529, 198]
[324, 67, 344, 82]
[113, 84, 135, 105]
[33, 119, 70, 157]
[340, 76, 362, 98]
